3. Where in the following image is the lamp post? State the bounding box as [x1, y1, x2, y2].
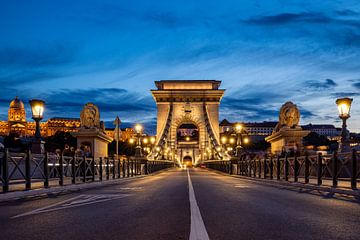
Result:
[336, 97, 353, 152]
[29, 99, 45, 153]
[234, 123, 243, 156]
[134, 124, 143, 157]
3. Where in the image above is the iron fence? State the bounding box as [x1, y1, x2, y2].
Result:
[203, 150, 360, 190]
[0, 149, 174, 193]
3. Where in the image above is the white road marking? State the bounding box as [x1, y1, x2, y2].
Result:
[234, 184, 250, 188]
[11, 194, 130, 219]
[187, 169, 210, 240]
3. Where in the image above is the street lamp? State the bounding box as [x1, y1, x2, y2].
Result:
[234, 123, 243, 156]
[29, 99, 45, 153]
[336, 97, 353, 152]
[134, 124, 143, 157]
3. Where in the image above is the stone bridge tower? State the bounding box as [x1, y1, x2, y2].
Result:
[151, 80, 225, 165]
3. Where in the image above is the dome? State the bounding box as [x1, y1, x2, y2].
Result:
[9, 96, 25, 109]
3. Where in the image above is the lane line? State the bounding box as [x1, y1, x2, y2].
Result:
[187, 169, 210, 240]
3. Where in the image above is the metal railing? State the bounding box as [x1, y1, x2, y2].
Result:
[0, 149, 174, 193]
[203, 150, 360, 190]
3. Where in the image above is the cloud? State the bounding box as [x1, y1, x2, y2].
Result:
[0, 71, 63, 85]
[304, 79, 337, 90]
[42, 88, 156, 122]
[243, 12, 332, 25]
[0, 44, 78, 67]
[330, 92, 360, 98]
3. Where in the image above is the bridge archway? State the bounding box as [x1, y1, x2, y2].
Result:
[150, 80, 226, 165]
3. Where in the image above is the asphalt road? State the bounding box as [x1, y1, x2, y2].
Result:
[0, 168, 359, 240]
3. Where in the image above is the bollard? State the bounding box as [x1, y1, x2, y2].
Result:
[2, 149, 9, 192]
[25, 149, 31, 190]
[317, 153, 322, 186]
[44, 152, 49, 188]
[332, 151, 338, 188]
[351, 149, 357, 190]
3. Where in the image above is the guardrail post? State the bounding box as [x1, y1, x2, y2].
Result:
[44, 152, 49, 188]
[332, 151, 338, 188]
[284, 155, 289, 181]
[304, 154, 310, 184]
[229, 161, 232, 175]
[258, 159, 262, 178]
[106, 157, 110, 180]
[145, 160, 148, 175]
[127, 158, 130, 177]
[117, 159, 121, 178]
[269, 157, 273, 180]
[122, 159, 126, 178]
[91, 157, 95, 182]
[59, 154, 64, 186]
[2, 149, 9, 192]
[82, 156, 86, 183]
[317, 153, 322, 185]
[276, 156, 280, 180]
[263, 158, 267, 179]
[351, 149, 357, 190]
[99, 157, 103, 181]
[112, 157, 116, 179]
[294, 156, 299, 182]
[71, 156, 76, 184]
[25, 149, 31, 190]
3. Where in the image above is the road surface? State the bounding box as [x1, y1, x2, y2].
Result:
[0, 168, 359, 240]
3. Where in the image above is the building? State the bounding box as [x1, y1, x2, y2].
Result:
[220, 119, 277, 141]
[0, 97, 132, 141]
[302, 124, 341, 139]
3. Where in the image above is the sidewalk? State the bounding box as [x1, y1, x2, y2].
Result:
[0, 169, 171, 203]
[207, 169, 360, 198]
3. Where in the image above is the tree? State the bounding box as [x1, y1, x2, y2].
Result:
[44, 131, 77, 152]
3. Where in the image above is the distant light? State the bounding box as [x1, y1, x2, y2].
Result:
[134, 124, 143, 133]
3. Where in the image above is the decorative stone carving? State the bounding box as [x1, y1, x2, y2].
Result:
[266, 101, 310, 154]
[274, 101, 300, 132]
[80, 103, 100, 129]
[73, 103, 113, 158]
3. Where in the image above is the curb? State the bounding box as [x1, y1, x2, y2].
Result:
[0, 168, 172, 203]
[206, 169, 360, 198]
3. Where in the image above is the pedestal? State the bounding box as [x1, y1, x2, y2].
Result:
[265, 127, 310, 154]
[72, 129, 113, 158]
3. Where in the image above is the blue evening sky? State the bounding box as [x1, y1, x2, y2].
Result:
[1, 0, 360, 133]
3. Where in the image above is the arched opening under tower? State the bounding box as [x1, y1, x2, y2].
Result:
[176, 123, 200, 165]
[183, 156, 193, 167]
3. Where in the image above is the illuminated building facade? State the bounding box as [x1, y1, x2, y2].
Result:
[0, 97, 132, 141]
